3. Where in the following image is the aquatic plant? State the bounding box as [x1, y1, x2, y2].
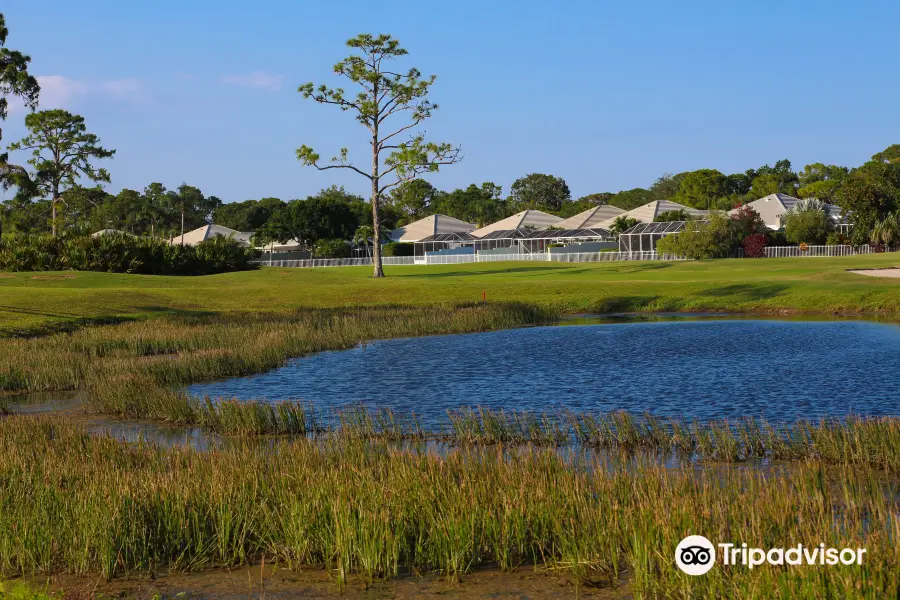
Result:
[0, 415, 896, 599]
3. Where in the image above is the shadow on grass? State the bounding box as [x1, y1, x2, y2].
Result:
[591, 296, 664, 313]
[609, 263, 675, 273]
[0, 305, 82, 319]
[399, 266, 572, 278]
[697, 283, 789, 302]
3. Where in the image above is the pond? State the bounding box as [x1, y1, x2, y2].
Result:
[188, 319, 900, 424]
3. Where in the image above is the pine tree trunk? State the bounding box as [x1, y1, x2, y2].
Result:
[371, 133, 384, 278]
[371, 179, 384, 278]
[51, 194, 59, 237]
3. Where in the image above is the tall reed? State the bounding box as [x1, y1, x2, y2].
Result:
[0, 415, 895, 599]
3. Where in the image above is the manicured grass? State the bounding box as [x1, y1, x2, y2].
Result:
[2, 254, 900, 335]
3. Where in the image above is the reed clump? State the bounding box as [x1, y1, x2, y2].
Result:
[0, 302, 550, 397]
[0, 415, 896, 599]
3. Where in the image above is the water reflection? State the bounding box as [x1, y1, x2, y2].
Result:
[188, 319, 900, 424]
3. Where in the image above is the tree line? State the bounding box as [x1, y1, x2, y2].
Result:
[2, 14, 899, 263]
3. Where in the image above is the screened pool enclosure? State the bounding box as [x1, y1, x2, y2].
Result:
[414, 227, 614, 259]
[617, 221, 701, 252]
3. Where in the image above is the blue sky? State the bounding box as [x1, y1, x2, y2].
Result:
[3, 1, 898, 203]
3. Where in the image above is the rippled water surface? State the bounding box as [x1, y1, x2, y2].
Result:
[188, 320, 900, 422]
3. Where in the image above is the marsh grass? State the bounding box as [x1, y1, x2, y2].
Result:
[0, 415, 897, 599]
[0, 302, 552, 397]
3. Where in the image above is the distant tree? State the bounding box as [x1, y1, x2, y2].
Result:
[509, 173, 570, 212]
[649, 173, 685, 200]
[0, 12, 40, 220]
[385, 178, 437, 223]
[838, 160, 900, 245]
[675, 169, 727, 210]
[166, 184, 219, 243]
[260, 187, 361, 250]
[608, 188, 653, 210]
[57, 185, 112, 234]
[609, 215, 640, 237]
[8, 110, 115, 236]
[872, 144, 900, 164]
[213, 197, 285, 231]
[654, 209, 693, 222]
[797, 163, 849, 203]
[577, 192, 614, 205]
[432, 182, 505, 226]
[142, 182, 169, 237]
[296, 33, 461, 278]
[723, 171, 755, 197]
[557, 194, 606, 218]
[748, 159, 799, 200]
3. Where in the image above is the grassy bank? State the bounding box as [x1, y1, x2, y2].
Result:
[0, 415, 896, 599]
[3, 254, 900, 335]
[0, 302, 551, 396]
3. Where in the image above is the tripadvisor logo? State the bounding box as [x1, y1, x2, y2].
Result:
[675, 535, 867, 575]
[676, 535, 716, 575]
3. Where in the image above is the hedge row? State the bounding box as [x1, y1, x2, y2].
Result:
[0, 233, 260, 275]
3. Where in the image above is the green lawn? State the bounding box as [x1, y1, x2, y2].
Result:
[2, 254, 900, 336]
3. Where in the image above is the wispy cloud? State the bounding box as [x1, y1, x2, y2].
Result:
[100, 78, 142, 98]
[32, 75, 89, 109]
[221, 71, 284, 92]
[8, 75, 144, 111]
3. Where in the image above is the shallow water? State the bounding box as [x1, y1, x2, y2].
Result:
[188, 319, 900, 424]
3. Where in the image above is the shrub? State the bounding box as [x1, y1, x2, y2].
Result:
[382, 242, 414, 257]
[742, 233, 768, 257]
[730, 204, 767, 242]
[784, 210, 829, 245]
[826, 232, 851, 246]
[609, 216, 640, 237]
[656, 212, 732, 259]
[0, 233, 259, 275]
[654, 209, 692, 223]
[313, 238, 351, 258]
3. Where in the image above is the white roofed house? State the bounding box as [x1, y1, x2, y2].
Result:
[728, 193, 848, 232]
[169, 224, 253, 246]
[553, 204, 626, 230]
[389, 214, 476, 243]
[469, 210, 562, 238]
[596, 200, 707, 230]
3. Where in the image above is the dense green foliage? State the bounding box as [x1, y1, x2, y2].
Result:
[654, 208, 693, 222]
[313, 238, 351, 258]
[381, 241, 414, 256]
[0, 233, 259, 275]
[656, 212, 733, 259]
[4, 143, 900, 256]
[784, 209, 830, 245]
[7, 110, 115, 237]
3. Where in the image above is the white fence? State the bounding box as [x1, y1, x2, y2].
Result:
[763, 245, 876, 258]
[263, 256, 416, 268]
[258, 245, 886, 269]
[261, 251, 684, 268]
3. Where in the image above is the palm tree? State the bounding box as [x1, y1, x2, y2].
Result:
[353, 225, 375, 257]
[871, 212, 900, 249]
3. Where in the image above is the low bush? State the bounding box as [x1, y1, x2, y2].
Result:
[742, 233, 768, 257]
[826, 231, 852, 246]
[784, 210, 830, 245]
[381, 242, 414, 257]
[313, 238, 351, 258]
[0, 233, 259, 275]
[656, 212, 732, 259]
